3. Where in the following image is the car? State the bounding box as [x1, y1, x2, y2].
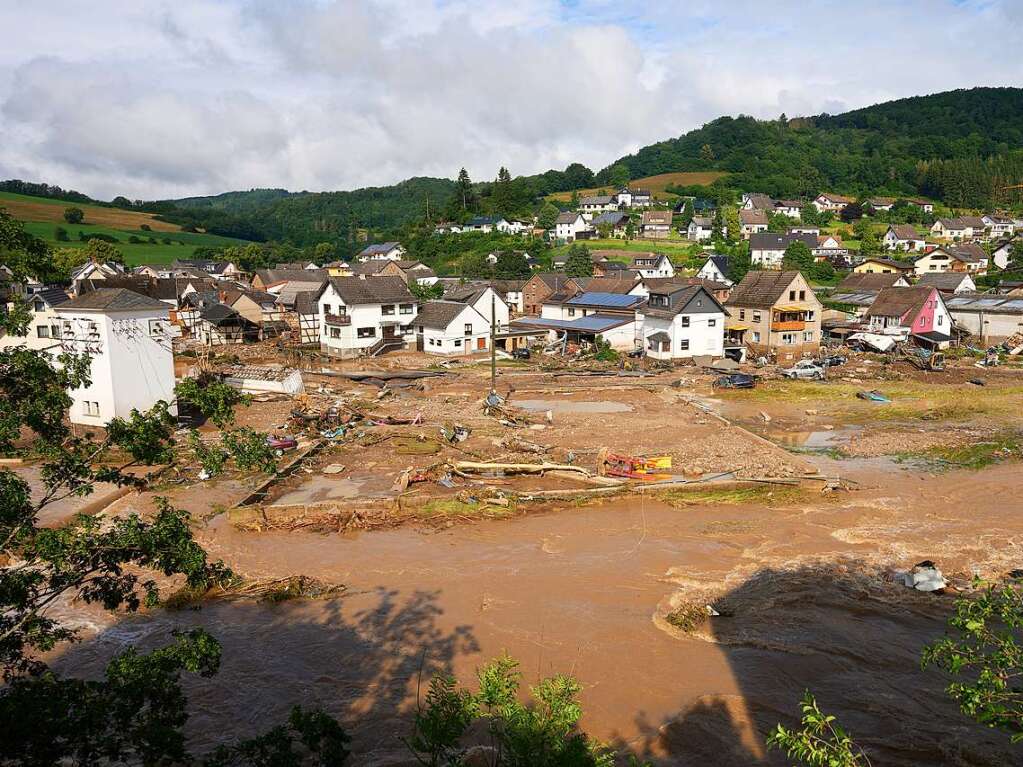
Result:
[626, 347, 645, 358]
[712, 373, 757, 389]
[781, 360, 826, 380]
[821, 354, 847, 367]
[265, 435, 299, 456]
[512, 348, 531, 360]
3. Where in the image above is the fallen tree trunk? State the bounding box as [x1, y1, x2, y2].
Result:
[452, 460, 592, 478]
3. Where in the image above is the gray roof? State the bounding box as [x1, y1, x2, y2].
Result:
[580, 195, 615, 205]
[358, 242, 401, 256]
[744, 193, 774, 210]
[836, 272, 906, 291]
[325, 276, 415, 305]
[58, 288, 168, 312]
[255, 268, 329, 285]
[915, 273, 974, 290]
[643, 285, 726, 319]
[294, 290, 319, 315]
[865, 286, 936, 319]
[34, 287, 70, 307]
[415, 300, 472, 329]
[555, 211, 581, 225]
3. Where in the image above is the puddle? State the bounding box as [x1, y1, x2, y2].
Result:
[512, 399, 634, 414]
[763, 426, 861, 450]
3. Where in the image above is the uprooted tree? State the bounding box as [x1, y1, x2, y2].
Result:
[0, 306, 349, 765]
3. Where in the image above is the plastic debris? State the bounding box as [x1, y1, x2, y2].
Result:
[902, 560, 947, 592]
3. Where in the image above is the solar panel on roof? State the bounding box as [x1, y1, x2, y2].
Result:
[566, 292, 640, 307]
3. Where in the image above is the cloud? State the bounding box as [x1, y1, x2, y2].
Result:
[0, 0, 1020, 199]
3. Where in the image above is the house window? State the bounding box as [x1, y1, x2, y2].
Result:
[33, 300, 44, 312]
[708, 318, 716, 327]
[799, 290, 805, 300]
[937, 314, 944, 326]
[752, 312, 761, 323]
[680, 316, 690, 327]
[680, 339, 690, 351]
[36, 326, 50, 338]
[454, 339, 462, 347]
[782, 333, 796, 345]
[400, 304, 413, 315]
[919, 316, 926, 326]
[567, 308, 575, 317]
[330, 327, 340, 338]
[83, 401, 100, 417]
[464, 323, 473, 335]
[789, 290, 795, 301]
[739, 310, 745, 320]
[382, 305, 395, 316]
[804, 331, 814, 342]
[357, 327, 376, 338]
[752, 331, 761, 343]
[323, 304, 332, 315]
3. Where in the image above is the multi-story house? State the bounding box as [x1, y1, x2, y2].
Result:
[636, 284, 726, 360]
[53, 288, 175, 425]
[724, 271, 822, 363]
[0, 286, 69, 352]
[554, 212, 590, 242]
[863, 286, 951, 349]
[315, 276, 418, 357]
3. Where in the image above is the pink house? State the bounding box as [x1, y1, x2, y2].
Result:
[863, 286, 952, 348]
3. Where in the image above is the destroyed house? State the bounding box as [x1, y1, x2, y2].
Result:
[864, 286, 950, 348]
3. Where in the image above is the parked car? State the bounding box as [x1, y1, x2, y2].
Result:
[821, 354, 847, 367]
[781, 360, 826, 380]
[626, 347, 645, 359]
[512, 348, 531, 360]
[266, 435, 298, 456]
[712, 373, 757, 389]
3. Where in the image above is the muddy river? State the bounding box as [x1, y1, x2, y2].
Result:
[49, 458, 1023, 766]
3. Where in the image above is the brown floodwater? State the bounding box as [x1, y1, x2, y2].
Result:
[49, 460, 1023, 766]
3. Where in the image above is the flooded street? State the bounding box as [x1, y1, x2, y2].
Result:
[50, 457, 1023, 765]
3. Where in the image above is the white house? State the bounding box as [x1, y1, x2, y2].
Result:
[357, 242, 406, 262]
[983, 215, 1015, 239]
[739, 209, 769, 238]
[742, 193, 774, 211]
[463, 216, 508, 234]
[54, 288, 175, 426]
[749, 231, 817, 269]
[415, 300, 491, 355]
[613, 188, 633, 208]
[812, 193, 854, 213]
[578, 195, 618, 214]
[696, 255, 732, 287]
[69, 260, 126, 295]
[687, 216, 714, 241]
[883, 225, 926, 252]
[629, 253, 675, 279]
[629, 189, 653, 207]
[636, 284, 726, 360]
[0, 287, 69, 353]
[908, 199, 935, 214]
[930, 218, 970, 241]
[773, 199, 803, 219]
[316, 276, 418, 357]
[554, 212, 590, 242]
[992, 238, 1018, 270]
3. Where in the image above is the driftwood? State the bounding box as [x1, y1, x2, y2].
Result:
[452, 461, 592, 478]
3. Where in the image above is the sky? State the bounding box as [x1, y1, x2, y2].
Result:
[1, 0, 1021, 201]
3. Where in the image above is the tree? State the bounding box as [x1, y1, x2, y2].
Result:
[564, 244, 593, 277]
[723, 206, 741, 245]
[84, 238, 125, 265]
[54, 226, 69, 242]
[923, 581, 1023, 742]
[840, 202, 864, 223]
[767, 692, 869, 766]
[456, 168, 474, 212]
[782, 240, 815, 272]
[712, 208, 724, 240]
[677, 199, 694, 227]
[0, 312, 346, 764]
[405, 654, 626, 767]
[608, 163, 630, 188]
[538, 202, 561, 230]
[63, 206, 84, 224]
[313, 241, 337, 264]
[493, 250, 531, 279]
[700, 143, 715, 163]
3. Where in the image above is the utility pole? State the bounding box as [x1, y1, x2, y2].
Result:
[490, 289, 497, 396]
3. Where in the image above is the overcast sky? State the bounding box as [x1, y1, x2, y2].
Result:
[1, 0, 1021, 200]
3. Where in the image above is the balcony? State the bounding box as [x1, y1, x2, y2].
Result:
[323, 313, 351, 326]
[771, 320, 806, 332]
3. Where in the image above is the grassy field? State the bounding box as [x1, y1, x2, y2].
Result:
[552, 238, 706, 268]
[0, 191, 181, 232]
[546, 171, 727, 203]
[3, 192, 253, 265]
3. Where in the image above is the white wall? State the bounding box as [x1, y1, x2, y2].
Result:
[317, 283, 417, 355]
[639, 311, 724, 359]
[57, 308, 176, 426]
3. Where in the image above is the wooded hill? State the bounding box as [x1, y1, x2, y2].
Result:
[4, 87, 1022, 258]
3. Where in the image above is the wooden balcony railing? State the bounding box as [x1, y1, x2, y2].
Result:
[324, 313, 351, 326]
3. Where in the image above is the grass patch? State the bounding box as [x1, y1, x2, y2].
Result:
[656, 484, 805, 508]
[545, 172, 727, 202]
[0, 190, 179, 232]
[895, 432, 1023, 471]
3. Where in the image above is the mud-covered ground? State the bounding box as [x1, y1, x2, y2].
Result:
[40, 350, 1023, 765]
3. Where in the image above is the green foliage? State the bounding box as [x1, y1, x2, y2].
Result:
[222, 427, 278, 473]
[54, 225, 69, 242]
[405, 654, 624, 767]
[782, 240, 815, 271]
[190, 430, 229, 477]
[175, 374, 246, 428]
[591, 336, 620, 363]
[767, 692, 869, 766]
[564, 244, 594, 277]
[493, 250, 531, 279]
[538, 202, 561, 230]
[411, 280, 445, 300]
[204, 706, 351, 767]
[922, 581, 1023, 741]
[63, 206, 84, 224]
